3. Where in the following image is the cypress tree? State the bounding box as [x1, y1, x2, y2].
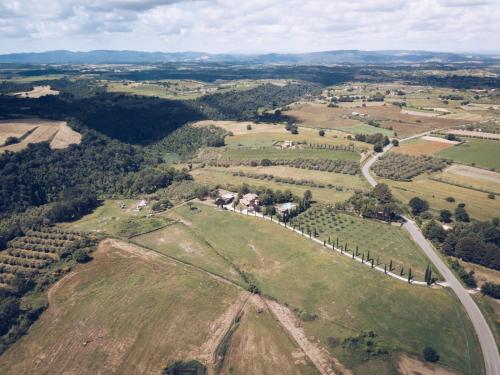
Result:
[400, 266, 404, 276]
[377, 256, 379, 265]
[356, 245, 359, 256]
[389, 260, 393, 271]
[384, 264, 387, 274]
[362, 253, 365, 263]
[371, 259, 374, 268]
[367, 251, 370, 261]
[408, 267, 412, 283]
[336, 238, 339, 247]
[352, 251, 355, 260]
[344, 242, 348, 252]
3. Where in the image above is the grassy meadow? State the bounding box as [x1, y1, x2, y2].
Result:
[143, 203, 484, 375]
[0, 239, 242, 374]
[437, 139, 500, 171]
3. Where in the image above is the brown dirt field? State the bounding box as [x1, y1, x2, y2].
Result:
[392, 139, 454, 156]
[285, 103, 464, 136]
[11, 85, 59, 98]
[193, 120, 287, 135]
[285, 103, 362, 129]
[398, 354, 461, 375]
[444, 165, 500, 185]
[0, 119, 39, 145]
[0, 239, 242, 375]
[50, 122, 83, 149]
[0, 119, 81, 153]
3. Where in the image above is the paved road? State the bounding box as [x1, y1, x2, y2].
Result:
[361, 134, 500, 375]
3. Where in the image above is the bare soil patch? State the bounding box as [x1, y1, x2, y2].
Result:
[50, 122, 82, 149]
[445, 164, 500, 185]
[393, 139, 454, 156]
[0, 119, 39, 145]
[398, 354, 461, 375]
[421, 136, 460, 144]
[11, 85, 59, 98]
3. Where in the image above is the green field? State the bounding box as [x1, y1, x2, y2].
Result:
[224, 147, 360, 161]
[381, 175, 500, 221]
[132, 203, 484, 375]
[437, 139, 500, 171]
[338, 124, 395, 136]
[290, 206, 438, 280]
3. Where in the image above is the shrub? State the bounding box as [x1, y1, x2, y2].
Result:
[445, 196, 455, 203]
[481, 282, 500, 299]
[439, 209, 452, 223]
[72, 249, 91, 263]
[319, 130, 325, 137]
[423, 347, 439, 362]
[409, 197, 429, 215]
[373, 143, 383, 153]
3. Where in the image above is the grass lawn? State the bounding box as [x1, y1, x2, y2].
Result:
[472, 294, 500, 351]
[0, 239, 241, 374]
[289, 206, 437, 280]
[133, 222, 246, 286]
[437, 139, 500, 171]
[157, 203, 484, 375]
[219, 296, 320, 375]
[61, 199, 173, 238]
[381, 175, 500, 221]
[337, 124, 395, 136]
[190, 167, 355, 204]
[224, 147, 360, 161]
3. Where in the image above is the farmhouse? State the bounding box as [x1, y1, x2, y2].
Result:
[240, 193, 260, 211]
[215, 189, 235, 206]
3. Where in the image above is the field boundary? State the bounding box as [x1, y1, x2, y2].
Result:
[428, 176, 499, 196]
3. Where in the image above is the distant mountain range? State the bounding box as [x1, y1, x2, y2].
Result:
[0, 49, 497, 65]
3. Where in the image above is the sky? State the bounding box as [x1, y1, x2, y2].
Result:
[0, 0, 499, 54]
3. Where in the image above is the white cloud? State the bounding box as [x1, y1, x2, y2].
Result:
[0, 0, 498, 53]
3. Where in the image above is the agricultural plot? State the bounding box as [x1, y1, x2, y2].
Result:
[436, 139, 500, 171]
[380, 175, 500, 221]
[0, 239, 242, 374]
[392, 138, 455, 156]
[0, 119, 81, 153]
[285, 102, 464, 138]
[433, 165, 500, 195]
[223, 147, 360, 161]
[373, 153, 450, 181]
[10, 85, 59, 98]
[0, 227, 84, 290]
[190, 167, 356, 204]
[289, 206, 434, 280]
[217, 165, 369, 190]
[160, 204, 483, 375]
[106, 80, 207, 100]
[337, 124, 394, 136]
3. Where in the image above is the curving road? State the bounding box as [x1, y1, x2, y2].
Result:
[362, 134, 500, 375]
